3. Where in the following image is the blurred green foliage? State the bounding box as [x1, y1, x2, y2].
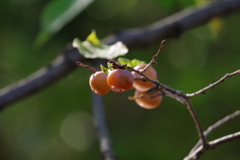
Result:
[35, 0, 93, 47]
[0, 0, 240, 160]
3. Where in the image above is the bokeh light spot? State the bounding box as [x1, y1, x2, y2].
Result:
[60, 111, 95, 151]
[168, 35, 208, 71]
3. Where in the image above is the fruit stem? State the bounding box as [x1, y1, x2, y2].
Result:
[128, 93, 162, 100]
[76, 61, 100, 71]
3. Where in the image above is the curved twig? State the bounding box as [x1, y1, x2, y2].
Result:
[184, 131, 240, 160]
[186, 70, 240, 98]
[190, 110, 240, 154]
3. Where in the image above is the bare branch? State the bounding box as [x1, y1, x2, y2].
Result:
[210, 131, 240, 147]
[186, 70, 240, 98]
[204, 110, 240, 136]
[139, 39, 166, 73]
[190, 110, 240, 154]
[184, 131, 240, 160]
[184, 99, 208, 149]
[0, 45, 84, 110]
[1, 0, 240, 110]
[103, 0, 240, 48]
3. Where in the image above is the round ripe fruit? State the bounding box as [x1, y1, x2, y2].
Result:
[134, 90, 162, 109]
[107, 69, 134, 93]
[132, 64, 157, 92]
[89, 71, 111, 95]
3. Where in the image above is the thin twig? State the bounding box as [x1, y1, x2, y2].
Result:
[190, 110, 240, 154]
[184, 131, 240, 160]
[186, 70, 240, 98]
[184, 99, 208, 149]
[128, 93, 163, 100]
[209, 131, 240, 147]
[76, 61, 100, 71]
[139, 39, 166, 73]
[130, 67, 184, 96]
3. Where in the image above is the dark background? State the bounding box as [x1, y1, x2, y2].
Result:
[0, 0, 240, 159]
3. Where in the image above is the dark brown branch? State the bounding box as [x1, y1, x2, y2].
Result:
[0, 45, 84, 110]
[186, 70, 240, 98]
[190, 110, 240, 154]
[184, 131, 240, 160]
[103, 0, 240, 47]
[1, 0, 240, 109]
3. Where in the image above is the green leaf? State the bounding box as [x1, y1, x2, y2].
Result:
[130, 59, 145, 67]
[117, 57, 131, 65]
[86, 30, 101, 46]
[100, 65, 109, 74]
[72, 31, 128, 59]
[35, 0, 94, 47]
[107, 61, 114, 70]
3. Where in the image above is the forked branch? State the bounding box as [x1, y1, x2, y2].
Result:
[130, 41, 240, 158]
[190, 110, 240, 154]
[130, 40, 208, 150]
[184, 131, 240, 160]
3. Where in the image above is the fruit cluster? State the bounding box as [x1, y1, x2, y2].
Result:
[84, 59, 163, 109]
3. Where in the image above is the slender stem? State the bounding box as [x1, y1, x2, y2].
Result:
[186, 69, 240, 98]
[128, 93, 163, 100]
[209, 131, 240, 147]
[162, 89, 207, 148]
[139, 39, 166, 73]
[184, 131, 240, 160]
[129, 67, 184, 96]
[190, 110, 240, 153]
[76, 61, 100, 71]
[184, 99, 208, 149]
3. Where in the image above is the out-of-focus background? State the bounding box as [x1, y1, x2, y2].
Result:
[0, 0, 240, 159]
